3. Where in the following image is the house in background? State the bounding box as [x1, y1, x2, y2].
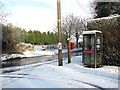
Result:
[70, 35, 83, 48]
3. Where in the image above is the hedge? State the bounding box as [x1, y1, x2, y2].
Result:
[87, 15, 120, 66]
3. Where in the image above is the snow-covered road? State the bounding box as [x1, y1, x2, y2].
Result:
[0, 56, 119, 89]
[1, 48, 82, 61]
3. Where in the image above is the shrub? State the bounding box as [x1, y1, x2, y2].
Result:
[2, 24, 25, 54]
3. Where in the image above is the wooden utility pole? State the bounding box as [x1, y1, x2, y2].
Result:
[57, 0, 62, 66]
[68, 38, 71, 63]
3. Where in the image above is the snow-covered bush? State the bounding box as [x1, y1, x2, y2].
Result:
[87, 15, 120, 66]
[16, 43, 32, 53]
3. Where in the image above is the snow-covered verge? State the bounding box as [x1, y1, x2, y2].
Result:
[0, 56, 119, 88]
[1, 54, 25, 61]
[1, 48, 82, 61]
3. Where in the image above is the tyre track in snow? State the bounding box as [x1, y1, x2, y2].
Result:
[2, 75, 105, 89]
[2, 57, 119, 81]
[72, 79, 105, 90]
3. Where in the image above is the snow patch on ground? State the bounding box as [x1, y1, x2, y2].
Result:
[23, 51, 55, 57]
[1, 56, 119, 88]
[1, 54, 25, 61]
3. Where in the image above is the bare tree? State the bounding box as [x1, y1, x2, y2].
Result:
[61, 14, 75, 42]
[54, 14, 87, 47]
[73, 17, 87, 47]
[0, 3, 7, 24]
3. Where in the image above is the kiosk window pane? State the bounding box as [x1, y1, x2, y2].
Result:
[91, 53, 94, 65]
[91, 35, 94, 50]
[84, 53, 90, 64]
[84, 53, 94, 65]
[84, 35, 94, 50]
[84, 36, 90, 50]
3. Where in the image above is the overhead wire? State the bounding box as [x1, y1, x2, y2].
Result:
[75, 0, 93, 19]
[75, 0, 103, 30]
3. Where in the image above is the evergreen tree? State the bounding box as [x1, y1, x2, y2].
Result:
[38, 31, 42, 44]
[27, 30, 36, 44]
[47, 31, 51, 44]
[34, 30, 40, 44]
[95, 2, 120, 18]
[24, 30, 66, 45]
[42, 32, 47, 44]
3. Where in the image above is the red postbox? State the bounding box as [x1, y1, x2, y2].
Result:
[70, 42, 74, 50]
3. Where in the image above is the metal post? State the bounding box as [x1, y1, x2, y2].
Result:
[68, 39, 71, 63]
[0, 23, 2, 69]
[83, 35, 85, 64]
[101, 34, 103, 67]
[95, 33, 97, 68]
[57, 0, 62, 66]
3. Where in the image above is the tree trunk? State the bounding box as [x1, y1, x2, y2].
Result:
[76, 31, 79, 48]
[76, 37, 79, 48]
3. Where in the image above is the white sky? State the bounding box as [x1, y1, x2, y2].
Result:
[1, 0, 93, 32]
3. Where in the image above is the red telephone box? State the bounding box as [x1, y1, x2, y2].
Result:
[70, 42, 74, 50]
[83, 30, 103, 68]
